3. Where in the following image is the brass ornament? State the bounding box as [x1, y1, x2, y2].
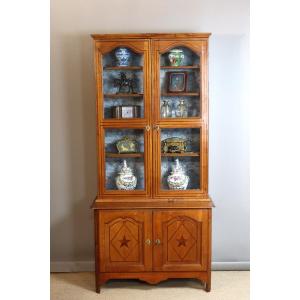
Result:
[161, 137, 187, 153]
[116, 136, 138, 154]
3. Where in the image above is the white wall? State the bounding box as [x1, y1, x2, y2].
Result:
[51, 0, 249, 270]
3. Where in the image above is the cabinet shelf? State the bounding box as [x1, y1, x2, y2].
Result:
[160, 65, 199, 69]
[106, 152, 144, 158]
[104, 66, 143, 70]
[161, 92, 199, 97]
[104, 93, 143, 98]
[161, 152, 200, 157]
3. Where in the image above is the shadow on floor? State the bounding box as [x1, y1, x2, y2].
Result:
[54, 272, 205, 292]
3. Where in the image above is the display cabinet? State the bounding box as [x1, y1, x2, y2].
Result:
[92, 33, 212, 293]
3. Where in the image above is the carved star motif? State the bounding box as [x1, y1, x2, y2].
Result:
[177, 234, 187, 247]
[119, 235, 130, 248]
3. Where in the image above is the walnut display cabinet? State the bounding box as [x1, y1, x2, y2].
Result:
[91, 33, 213, 293]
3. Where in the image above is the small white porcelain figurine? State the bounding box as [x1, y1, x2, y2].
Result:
[167, 158, 189, 190]
[115, 160, 137, 190]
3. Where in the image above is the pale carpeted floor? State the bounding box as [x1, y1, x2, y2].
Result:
[51, 271, 249, 300]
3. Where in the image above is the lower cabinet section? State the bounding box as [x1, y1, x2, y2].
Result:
[94, 208, 211, 293]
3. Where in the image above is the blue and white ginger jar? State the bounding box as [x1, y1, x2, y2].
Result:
[115, 48, 131, 66]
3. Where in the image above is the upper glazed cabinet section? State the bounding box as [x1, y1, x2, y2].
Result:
[153, 40, 208, 122]
[95, 40, 150, 123]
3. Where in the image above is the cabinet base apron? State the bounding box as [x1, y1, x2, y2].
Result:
[95, 271, 211, 293]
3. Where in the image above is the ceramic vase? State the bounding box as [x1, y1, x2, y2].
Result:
[167, 159, 189, 190]
[115, 48, 131, 66]
[168, 49, 184, 66]
[115, 160, 137, 190]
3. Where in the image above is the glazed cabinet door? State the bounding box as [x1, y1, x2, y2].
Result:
[99, 124, 152, 197]
[152, 39, 208, 123]
[153, 124, 207, 196]
[98, 210, 152, 272]
[94, 39, 151, 123]
[153, 209, 209, 271]
[152, 39, 208, 197]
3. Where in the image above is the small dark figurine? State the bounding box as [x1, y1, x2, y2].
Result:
[114, 72, 136, 94]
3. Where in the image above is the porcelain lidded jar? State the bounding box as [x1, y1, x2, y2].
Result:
[115, 160, 137, 190]
[167, 159, 189, 190]
[168, 49, 184, 66]
[115, 47, 131, 66]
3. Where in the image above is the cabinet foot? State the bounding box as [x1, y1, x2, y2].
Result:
[205, 282, 211, 292]
[96, 285, 101, 293]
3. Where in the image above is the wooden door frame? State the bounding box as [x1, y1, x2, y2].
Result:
[153, 123, 206, 197]
[152, 39, 207, 124]
[94, 39, 151, 125]
[151, 39, 209, 198]
[152, 209, 209, 271]
[98, 123, 152, 198]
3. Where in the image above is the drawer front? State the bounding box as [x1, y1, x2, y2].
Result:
[98, 210, 152, 272]
[153, 209, 210, 271]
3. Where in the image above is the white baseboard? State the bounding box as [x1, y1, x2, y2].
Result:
[212, 261, 250, 271]
[51, 261, 95, 272]
[51, 261, 250, 272]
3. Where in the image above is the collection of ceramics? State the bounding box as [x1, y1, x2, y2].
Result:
[113, 48, 190, 190]
[114, 48, 185, 67]
[115, 158, 189, 191]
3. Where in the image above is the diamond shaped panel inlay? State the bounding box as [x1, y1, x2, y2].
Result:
[110, 220, 139, 261]
[167, 219, 197, 261]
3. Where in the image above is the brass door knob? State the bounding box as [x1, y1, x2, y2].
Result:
[155, 239, 161, 245]
[153, 125, 160, 131]
[145, 125, 151, 131]
[145, 239, 151, 245]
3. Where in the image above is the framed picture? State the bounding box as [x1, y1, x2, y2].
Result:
[167, 72, 187, 93]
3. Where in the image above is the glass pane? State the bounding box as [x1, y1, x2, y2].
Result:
[104, 129, 145, 191]
[102, 48, 144, 119]
[160, 128, 200, 190]
[159, 47, 201, 119]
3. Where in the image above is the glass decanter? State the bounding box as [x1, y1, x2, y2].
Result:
[175, 99, 188, 117]
[161, 100, 172, 118]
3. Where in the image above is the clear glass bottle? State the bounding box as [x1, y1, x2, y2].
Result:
[161, 100, 172, 118]
[175, 99, 188, 117]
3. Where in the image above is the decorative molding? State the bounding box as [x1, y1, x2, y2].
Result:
[50, 261, 250, 272]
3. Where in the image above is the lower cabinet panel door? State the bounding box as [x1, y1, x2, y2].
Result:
[98, 210, 152, 272]
[153, 209, 209, 271]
